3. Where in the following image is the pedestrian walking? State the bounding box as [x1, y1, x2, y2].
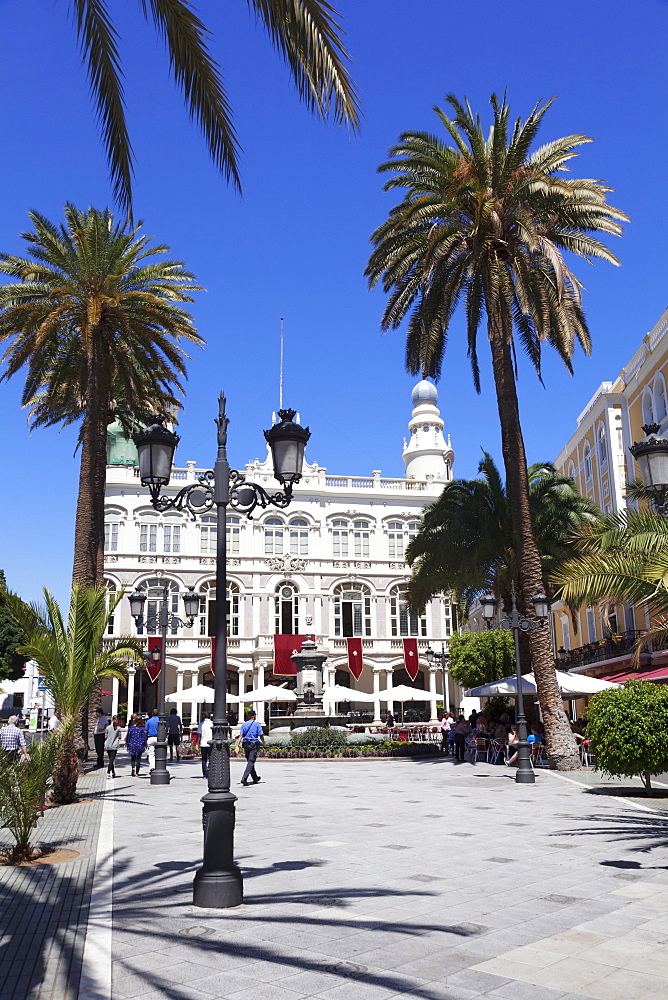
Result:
[125, 715, 148, 776]
[199, 713, 213, 777]
[105, 716, 122, 778]
[235, 710, 265, 786]
[440, 712, 454, 753]
[0, 715, 29, 762]
[48, 709, 61, 733]
[386, 710, 395, 729]
[166, 708, 182, 760]
[453, 715, 471, 763]
[93, 707, 108, 767]
[145, 709, 160, 771]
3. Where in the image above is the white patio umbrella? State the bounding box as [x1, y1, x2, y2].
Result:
[465, 671, 620, 699]
[377, 684, 428, 722]
[165, 685, 241, 704]
[239, 685, 297, 702]
[323, 685, 376, 703]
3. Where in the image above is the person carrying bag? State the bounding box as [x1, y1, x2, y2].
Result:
[234, 711, 265, 786]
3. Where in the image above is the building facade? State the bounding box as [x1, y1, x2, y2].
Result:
[551, 307, 668, 676]
[104, 381, 462, 725]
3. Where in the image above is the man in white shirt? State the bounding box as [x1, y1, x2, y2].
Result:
[48, 710, 61, 733]
[199, 713, 213, 778]
[93, 708, 108, 767]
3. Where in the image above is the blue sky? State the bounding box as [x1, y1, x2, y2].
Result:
[1, 0, 667, 606]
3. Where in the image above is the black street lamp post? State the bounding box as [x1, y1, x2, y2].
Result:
[132, 392, 309, 908]
[127, 585, 198, 785]
[479, 581, 550, 785]
[424, 644, 450, 714]
[629, 423, 668, 514]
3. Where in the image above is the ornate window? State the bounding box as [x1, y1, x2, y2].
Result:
[597, 423, 608, 465]
[136, 577, 180, 635]
[332, 519, 349, 558]
[333, 583, 371, 637]
[583, 442, 593, 482]
[105, 580, 117, 635]
[642, 389, 655, 427]
[289, 519, 308, 557]
[655, 374, 668, 423]
[139, 512, 159, 553]
[586, 606, 597, 643]
[198, 580, 239, 637]
[387, 519, 420, 559]
[275, 582, 299, 634]
[264, 517, 284, 556]
[353, 520, 370, 558]
[227, 516, 240, 555]
[390, 586, 426, 637]
[567, 460, 576, 482]
[163, 513, 182, 553]
[200, 515, 216, 555]
[104, 510, 122, 553]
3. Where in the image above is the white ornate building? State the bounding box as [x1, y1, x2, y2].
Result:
[103, 380, 461, 726]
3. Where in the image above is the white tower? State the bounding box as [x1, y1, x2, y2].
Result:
[402, 379, 454, 482]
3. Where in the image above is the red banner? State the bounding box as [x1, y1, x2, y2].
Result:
[347, 637, 364, 680]
[403, 637, 419, 681]
[210, 637, 216, 677]
[273, 634, 307, 675]
[146, 637, 162, 683]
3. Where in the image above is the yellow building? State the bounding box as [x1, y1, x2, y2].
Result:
[551, 307, 668, 681]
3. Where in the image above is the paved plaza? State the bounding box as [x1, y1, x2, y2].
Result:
[4, 754, 668, 1000]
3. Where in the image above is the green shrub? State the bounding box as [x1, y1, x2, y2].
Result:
[291, 727, 347, 750]
[585, 680, 668, 793]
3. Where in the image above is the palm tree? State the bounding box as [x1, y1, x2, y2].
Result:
[66, 1, 361, 212]
[8, 585, 144, 804]
[366, 93, 628, 768]
[407, 454, 603, 617]
[0, 204, 203, 588]
[553, 506, 668, 657]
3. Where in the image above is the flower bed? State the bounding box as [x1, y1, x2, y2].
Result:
[257, 740, 437, 759]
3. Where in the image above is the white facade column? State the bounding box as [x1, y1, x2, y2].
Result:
[372, 667, 382, 724]
[176, 668, 185, 721]
[428, 667, 439, 723]
[189, 667, 199, 726]
[325, 665, 336, 716]
[238, 669, 247, 719]
[126, 667, 136, 720]
[255, 660, 266, 726]
[112, 677, 119, 719]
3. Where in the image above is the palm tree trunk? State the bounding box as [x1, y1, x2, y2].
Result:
[51, 733, 80, 804]
[488, 316, 580, 769]
[72, 330, 109, 758]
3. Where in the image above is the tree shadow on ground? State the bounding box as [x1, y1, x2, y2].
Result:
[555, 811, 668, 854]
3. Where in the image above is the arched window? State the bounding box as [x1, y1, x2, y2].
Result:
[390, 586, 427, 637]
[642, 389, 655, 427]
[227, 516, 240, 555]
[597, 423, 608, 465]
[198, 580, 240, 637]
[264, 517, 284, 556]
[136, 578, 180, 635]
[138, 512, 159, 553]
[332, 519, 349, 558]
[162, 513, 182, 553]
[275, 582, 299, 634]
[655, 375, 668, 423]
[387, 521, 405, 559]
[567, 461, 576, 482]
[333, 583, 371, 637]
[104, 510, 122, 553]
[105, 579, 117, 635]
[583, 442, 593, 482]
[200, 515, 216, 555]
[289, 519, 308, 556]
[353, 520, 370, 558]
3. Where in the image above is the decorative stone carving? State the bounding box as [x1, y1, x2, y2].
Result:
[200, 558, 216, 566]
[266, 554, 306, 572]
[139, 556, 157, 564]
[228, 558, 241, 566]
[163, 557, 181, 564]
[106, 556, 118, 563]
[333, 561, 350, 569]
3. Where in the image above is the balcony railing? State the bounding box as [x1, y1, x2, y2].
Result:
[558, 630, 668, 669]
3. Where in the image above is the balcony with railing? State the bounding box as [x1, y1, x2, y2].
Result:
[559, 630, 668, 670]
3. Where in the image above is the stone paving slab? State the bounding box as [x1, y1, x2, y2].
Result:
[108, 752, 668, 1000]
[0, 768, 107, 1000]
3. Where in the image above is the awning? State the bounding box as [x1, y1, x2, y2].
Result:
[600, 667, 668, 683]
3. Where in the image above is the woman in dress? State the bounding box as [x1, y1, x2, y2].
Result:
[125, 714, 148, 777]
[104, 715, 122, 778]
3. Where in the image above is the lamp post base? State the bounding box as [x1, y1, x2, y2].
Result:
[515, 740, 535, 784]
[150, 734, 171, 785]
[193, 790, 243, 908]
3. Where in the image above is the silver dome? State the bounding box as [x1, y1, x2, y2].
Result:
[411, 379, 438, 406]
